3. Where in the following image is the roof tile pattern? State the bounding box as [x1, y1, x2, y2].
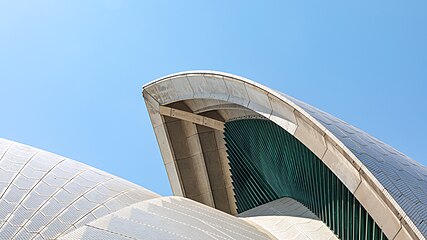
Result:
[60, 196, 273, 240]
[0, 138, 159, 239]
[286, 95, 427, 237]
[239, 197, 338, 240]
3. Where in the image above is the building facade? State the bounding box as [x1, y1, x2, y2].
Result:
[0, 71, 425, 239]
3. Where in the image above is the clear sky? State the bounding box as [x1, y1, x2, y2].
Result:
[0, 1, 426, 196]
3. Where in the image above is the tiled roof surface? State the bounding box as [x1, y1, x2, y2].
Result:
[287, 95, 427, 237]
[0, 138, 159, 239]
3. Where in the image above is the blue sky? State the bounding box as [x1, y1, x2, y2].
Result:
[0, 1, 426, 196]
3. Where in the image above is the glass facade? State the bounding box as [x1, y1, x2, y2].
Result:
[225, 119, 387, 240]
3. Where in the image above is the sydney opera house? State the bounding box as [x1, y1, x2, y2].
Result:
[0, 71, 426, 240]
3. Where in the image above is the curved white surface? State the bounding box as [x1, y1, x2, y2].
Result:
[0, 138, 159, 239]
[60, 196, 274, 240]
[239, 197, 338, 240]
[143, 71, 426, 239]
[285, 94, 427, 238]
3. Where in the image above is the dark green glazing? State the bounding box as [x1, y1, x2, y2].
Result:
[224, 119, 387, 240]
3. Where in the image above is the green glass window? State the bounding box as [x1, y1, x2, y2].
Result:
[224, 119, 387, 240]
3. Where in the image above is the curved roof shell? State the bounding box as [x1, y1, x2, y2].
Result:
[60, 196, 274, 240]
[0, 138, 159, 239]
[143, 71, 427, 240]
[239, 197, 339, 240]
[61, 195, 339, 240]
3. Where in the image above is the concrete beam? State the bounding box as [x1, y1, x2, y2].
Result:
[159, 105, 225, 131]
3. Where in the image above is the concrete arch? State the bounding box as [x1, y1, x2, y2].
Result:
[143, 71, 424, 240]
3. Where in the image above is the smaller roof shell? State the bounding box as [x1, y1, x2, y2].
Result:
[0, 138, 159, 239]
[239, 197, 339, 240]
[60, 196, 275, 240]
